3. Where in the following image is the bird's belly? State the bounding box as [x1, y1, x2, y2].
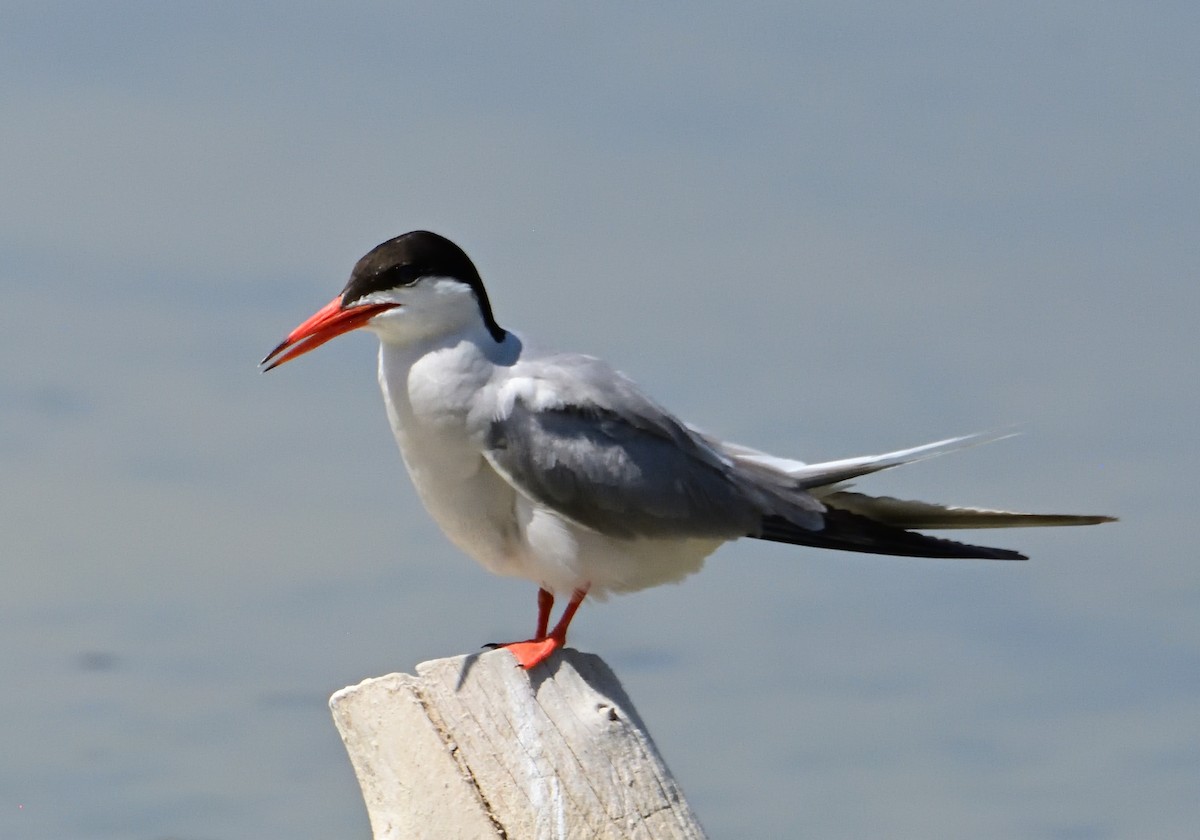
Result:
[514, 495, 726, 598]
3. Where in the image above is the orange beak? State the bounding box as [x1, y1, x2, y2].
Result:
[260, 296, 398, 371]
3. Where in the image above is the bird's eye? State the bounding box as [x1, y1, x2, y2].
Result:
[376, 263, 424, 289]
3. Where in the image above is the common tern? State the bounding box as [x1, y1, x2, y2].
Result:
[262, 230, 1114, 669]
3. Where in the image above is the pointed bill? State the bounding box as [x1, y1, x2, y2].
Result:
[260, 296, 397, 371]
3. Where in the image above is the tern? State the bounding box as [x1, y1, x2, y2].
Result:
[262, 230, 1114, 669]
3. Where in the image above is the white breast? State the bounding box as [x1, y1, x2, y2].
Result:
[377, 337, 525, 578]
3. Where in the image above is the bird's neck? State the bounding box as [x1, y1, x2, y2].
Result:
[376, 325, 519, 438]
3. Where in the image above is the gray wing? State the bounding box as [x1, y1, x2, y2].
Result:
[481, 354, 825, 540]
[479, 355, 1038, 559]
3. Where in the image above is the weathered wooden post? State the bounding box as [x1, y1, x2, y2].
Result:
[331, 648, 707, 839]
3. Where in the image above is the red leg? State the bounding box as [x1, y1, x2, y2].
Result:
[535, 587, 554, 640]
[545, 587, 586, 642]
[501, 586, 590, 670]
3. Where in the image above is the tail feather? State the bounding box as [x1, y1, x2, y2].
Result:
[727, 431, 1017, 491]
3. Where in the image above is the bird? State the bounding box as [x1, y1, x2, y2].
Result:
[261, 230, 1115, 669]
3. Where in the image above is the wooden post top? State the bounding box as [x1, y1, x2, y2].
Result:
[331, 648, 707, 840]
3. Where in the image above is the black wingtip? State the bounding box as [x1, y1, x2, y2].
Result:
[756, 510, 1029, 560]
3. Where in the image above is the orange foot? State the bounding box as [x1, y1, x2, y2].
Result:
[497, 635, 563, 669]
[487, 585, 589, 670]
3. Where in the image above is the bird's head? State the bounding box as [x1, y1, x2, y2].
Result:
[260, 230, 505, 371]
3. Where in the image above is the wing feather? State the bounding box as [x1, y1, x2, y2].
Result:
[486, 401, 739, 538]
[820, 491, 1116, 529]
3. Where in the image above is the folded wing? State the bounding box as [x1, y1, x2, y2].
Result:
[479, 358, 1107, 560]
